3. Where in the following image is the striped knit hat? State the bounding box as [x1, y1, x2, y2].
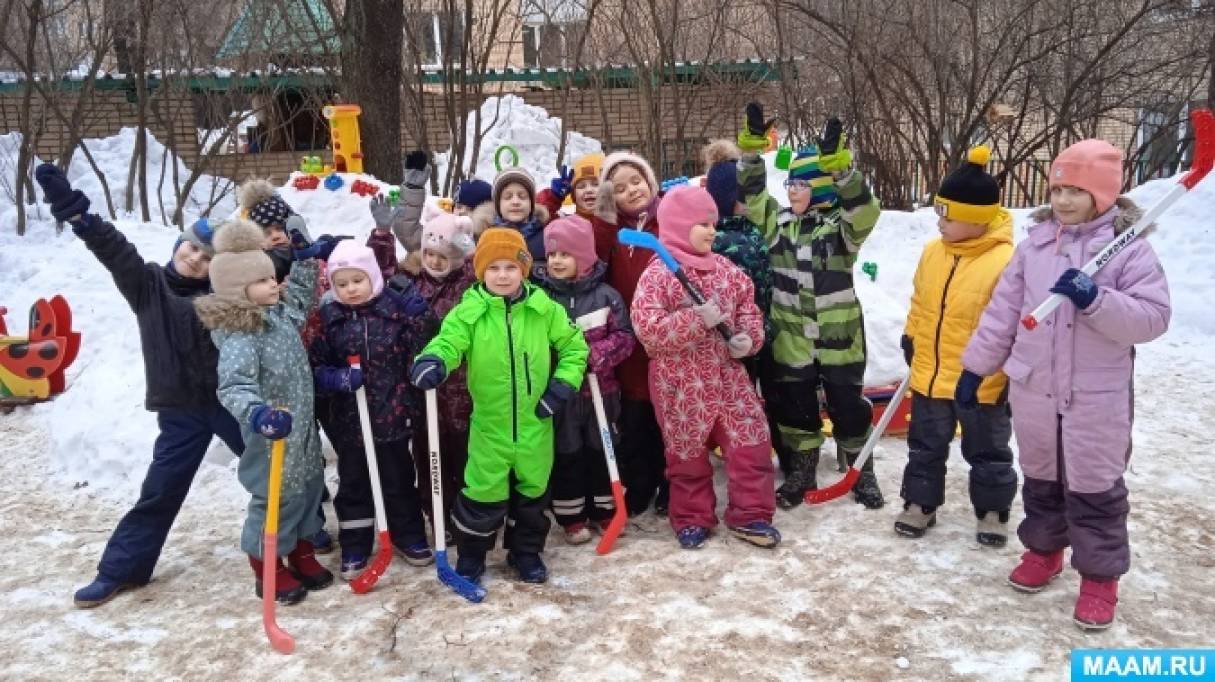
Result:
[788, 146, 838, 208]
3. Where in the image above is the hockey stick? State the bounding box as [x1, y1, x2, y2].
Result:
[588, 373, 628, 555]
[426, 389, 487, 603]
[348, 356, 394, 594]
[804, 373, 911, 505]
[262, 437, 295, 654]
[617, 224, 734, 341]
[1023, 107, 1215, 330]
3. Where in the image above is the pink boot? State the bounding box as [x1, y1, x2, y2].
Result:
[1073, 577, 1119, 630]
[1007, 549, 1064, 593]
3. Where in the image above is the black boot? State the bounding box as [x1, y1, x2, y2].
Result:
[775, 447, 819, 509]
[843, 446, 884, 509]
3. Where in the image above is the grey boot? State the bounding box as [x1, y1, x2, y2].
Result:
[844, 446, 885, 509]
[775, 447, 819, 509]
[894, 503, 937, 538]
[976, 511, 1009, 547]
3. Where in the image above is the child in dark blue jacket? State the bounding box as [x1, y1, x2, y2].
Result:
[34, 164, 246, 609]
[308, 240, 434, 580]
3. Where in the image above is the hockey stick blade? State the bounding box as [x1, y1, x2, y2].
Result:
[805, 374, 911, 505]
[349, 530, 394, 594]
[595, 480, 628, 555]
[261, 534, 296, 654]
[436, 549, 486, 603]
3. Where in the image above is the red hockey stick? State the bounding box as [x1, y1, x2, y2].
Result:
[262, 437, 295, 654]
[1023, 107, 1215, 330]
[589, 373, 628, 555]
[348, 356, 394, 594]
[805, 374, 911, 505]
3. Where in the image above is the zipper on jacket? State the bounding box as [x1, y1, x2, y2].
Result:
[523, 352, 533, 395]
[505, 302, 519, 442]
[926, 255, 961, 398]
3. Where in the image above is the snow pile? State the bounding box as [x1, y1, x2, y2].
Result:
[433, 94, 603, 188]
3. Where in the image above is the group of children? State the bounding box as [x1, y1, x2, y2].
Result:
[42, 98, 1169, 632]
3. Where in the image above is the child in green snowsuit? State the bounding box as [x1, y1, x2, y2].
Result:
[411, 228, 588, 585]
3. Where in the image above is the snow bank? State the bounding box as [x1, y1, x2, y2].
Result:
[433, 94, 603, 189]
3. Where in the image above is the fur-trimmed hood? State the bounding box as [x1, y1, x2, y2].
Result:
[469, 202, 496, 239]
[702, 139, 741, 174]
[1028, 196, 1144, 236]
[194, 294, 266, 332]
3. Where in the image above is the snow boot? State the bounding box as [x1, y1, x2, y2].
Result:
[250, 555, 307, 604]
[563, 522, 594, 545]
[339, 551, 368, 581]
[729, 521, 782, 548]
[591, 517, 626, 537]
[73, 576, 139, 609]
[311, 528, 335, 555]
[1074, 576, 1119, 631]
[455, 549, 486, 584]
[395, 541, 435, 567]
[976, 511, 1010, 547]
[775, 447, 819, 509]
[677, 525, 709, 549]
[843, 446, 884, 509]
[894, 503, 936, 538]
[287, 540, 334, 591]
[507, 551, 548, 584]
[1007, 549, 1065, 593]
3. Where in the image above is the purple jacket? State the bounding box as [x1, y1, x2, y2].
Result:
[962, 198, 1170, 491]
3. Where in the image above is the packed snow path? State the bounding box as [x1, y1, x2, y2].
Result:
[1, 341, 1211, 679]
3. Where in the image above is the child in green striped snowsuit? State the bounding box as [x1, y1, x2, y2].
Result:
[737, 109, 884, 510]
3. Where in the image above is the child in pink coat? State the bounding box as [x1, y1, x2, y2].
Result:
[630, 185, 778, 549]
[958, 139, 1170, 631]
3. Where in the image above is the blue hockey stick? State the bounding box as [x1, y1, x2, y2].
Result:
[618, 225, 733, 340]
[426, 389, 486, 603]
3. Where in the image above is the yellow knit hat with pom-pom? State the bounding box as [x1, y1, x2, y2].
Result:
[933, 145, 1001, 224]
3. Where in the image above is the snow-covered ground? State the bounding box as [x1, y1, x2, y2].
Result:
[1, 104, 1213, 678]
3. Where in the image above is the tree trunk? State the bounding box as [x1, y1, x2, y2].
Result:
[341, 0, 404, 184]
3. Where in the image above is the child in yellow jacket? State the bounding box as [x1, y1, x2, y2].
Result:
[896, 146, 1018, 546]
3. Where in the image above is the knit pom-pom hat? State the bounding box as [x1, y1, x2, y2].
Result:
[934, 145, 1001, 224]
[208, 219, 276, 302]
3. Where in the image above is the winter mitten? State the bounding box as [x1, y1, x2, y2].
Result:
[816, 117, 853, 173]
[315, 366, 363, 394]
[900, 334, 914, 367]
[1049, 268, 1098, 310]
[369, 194, 405, 231]
[35, 163, 92, 224]
[588, 339, 614, 376]
[692, 300, 727, 329]
[405, 150, 429, 172]
[738, 102, 775, 152]
[727, 332, 753, 359]
[535, 379, 575, 419]
[410, 355, 447, 390]
[292, 234, 350, 261]
[250, 405, 293, 440]
[285, 214, 312, 243]
[954, 369, 983, 409]
[550, 165, 574, 200]
[403, 151, 430, 190]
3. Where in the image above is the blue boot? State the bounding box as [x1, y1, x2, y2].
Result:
[73, 576, 138, 608]
[311, 528, 335, 555]
[506, 551, 548, 584]
[677, 526, 709, 549]
[455, 550, 486, 584]
[394, 541, 435, 567]
[729, 521, 782, 548]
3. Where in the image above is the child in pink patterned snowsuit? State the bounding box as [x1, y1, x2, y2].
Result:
[959, 139, 1170, 631]
[631, 185, 779, 550]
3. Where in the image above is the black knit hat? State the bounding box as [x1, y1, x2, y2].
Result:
[705, 161, 738, 218]
[934, 145, 1000, 224]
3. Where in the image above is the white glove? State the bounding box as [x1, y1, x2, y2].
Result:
[692, 300, 726, 329]
[727, 332, 753, 358]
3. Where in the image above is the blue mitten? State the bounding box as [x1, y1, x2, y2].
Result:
[315, 366, 363, 394]
[35, 163, 92, 224]
[250, 405, 293, 439]
[550, 165, 574, 200]
[410, 355, 447, 390]
[1049, 268, 1098, 310]
[535, 379, 575, 419]
[954, 370, 983, 410]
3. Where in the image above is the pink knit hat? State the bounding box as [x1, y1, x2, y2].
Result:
[1049, 139, 1124, 215]
[326, 240, 384, 298]
[543, 215, 599, 277]
[420, 212, 476, 277]
[656, 185, 718, 271]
